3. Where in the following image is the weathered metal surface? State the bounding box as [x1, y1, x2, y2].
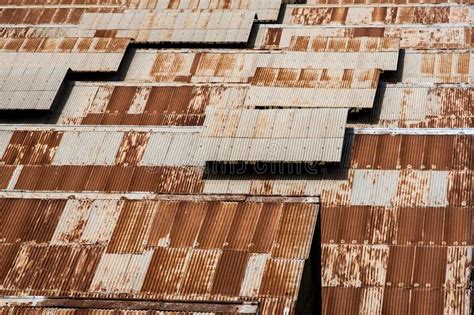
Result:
[197, 108, 348, 163]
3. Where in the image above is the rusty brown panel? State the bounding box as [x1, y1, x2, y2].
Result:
[58, 246, 104, 293]
[105, 166, 135, 192]
[8, 8, 28, 24]
[2, 130, 27, 165]
[27, 131, 62, 165]
[413, 246, 447, 288]
[251, 68, 278, 86]
[3, 38, 23, 51]
[413, 7, 450, 24]
[37, 8, 56, 24]
[84, 166, 112, 192]
[168, 201, 207, 248]
[350, 134, 378, 169]
[259, 258, 302, 298]
[410, 289, 444, 315]
[444, 207, 471, 245]
[115, 132, 149, 166]
[168, 87, 193, 115]
[52, 8, 69, 24]
[399, 135, 425, 169]
[447, 171, 472, 207]
[36, 166, 64, 191]
[338, 206, 370, 244]
[322, 288, 362, 315]
[382, 289, 410, 315]
[65, 8, 85, 24]
[100, 113, 124, 125]
[81, 113, 104, 125]
[14, 165, 42, 190]
[23, 8, 42, 25]
[120, 114, 143, 126]
[156, 167, 204, 194]
[272, 203, 317, 259]
[128, 166, 160, 192]
[250, 203, 283, 253]
[0, 166, 15, 189]
[385, 245, 415, 288]
[211, 250, 250, 296]
[106, 86, 137, 114]
[353, 28, 385, 37]
[452, 135, 473, 170]
[330, 7, 348, 23]
[107, 200, 157, 254]
[396, 207, 424, 245]
[373, 135, 402, 169]
[59, 166, 92, 191]
[92, 38, 111, 51]
[225, 202, 263, 251]
[4, 245, 103, 293]
[311, 37, 329, 52]
[38, 38, 60, 52]
[74, 37, 93, 53]
[372, 7, 387, 23]
[57, 38, 78, 52]
[20, 38, 43, 52]
[141, 247, 188, 295]
[423, 136, 454, 170]
[144, 87, 173, 114]
[422, 207, 446, 245]
[179, 249, 220, 295]
[147, 201, 179, 247]
[0, 243, 20, 285]
[263, 28, 282, 48]
[138, 114, 162, 126]
[321, 206, 341, 244]
[195, 201, 237, 250]
[106, 38, 129, 53]
[94, 30, 118, 38]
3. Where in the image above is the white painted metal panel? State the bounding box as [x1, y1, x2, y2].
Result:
[428, 171, 449, 206]
[0, 130, 13, 159]
[80, 200, 123, 243]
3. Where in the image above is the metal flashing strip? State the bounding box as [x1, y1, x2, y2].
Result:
[349, 128, 474, 135]
[0, 191, 320, 203]
[0, 125, 203, 133]
[0, 297, 259, 313]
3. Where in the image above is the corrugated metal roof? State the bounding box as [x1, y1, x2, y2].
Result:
[196, 108, 348, 163]
[0, 0, 472, 313]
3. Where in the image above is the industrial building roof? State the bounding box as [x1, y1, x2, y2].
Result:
[0, 0, 472, 314]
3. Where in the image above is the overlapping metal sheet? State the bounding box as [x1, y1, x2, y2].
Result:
[0, 197, 318, 306]
[196, 108, 348, 163]
[0, 66, 68, 110]
[0, 0, 472, 314]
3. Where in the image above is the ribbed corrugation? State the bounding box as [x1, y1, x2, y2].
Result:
[0, 198, 65, 243]
[385, 245, 416, 288]
[90, 250, 153, 293]
[413, 246, 448, 288]
[396, 170, 429, 207]
[168, 201, 206, 248]
[225, 202, 263, 251]
[3, 244, 103, 293]
[195, 201, 237, 250]
[1, 131, 63, 165]
[107, 200, 157, 254]
[178, 249, 221, 296]
[115, 132, 150, 166]
[141, 247, 188, 295]
[448, 170, 472, 207]
[80, 199, 124, 245]
[210, 250, 250, 296]
[0, 243, 20, 284]
[322, 287, 362, 315]
[445, 246, 472, 290]
[410, 289, 444, 314]
[258, 258, 304, 299]
[271, 203, 318, 259]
